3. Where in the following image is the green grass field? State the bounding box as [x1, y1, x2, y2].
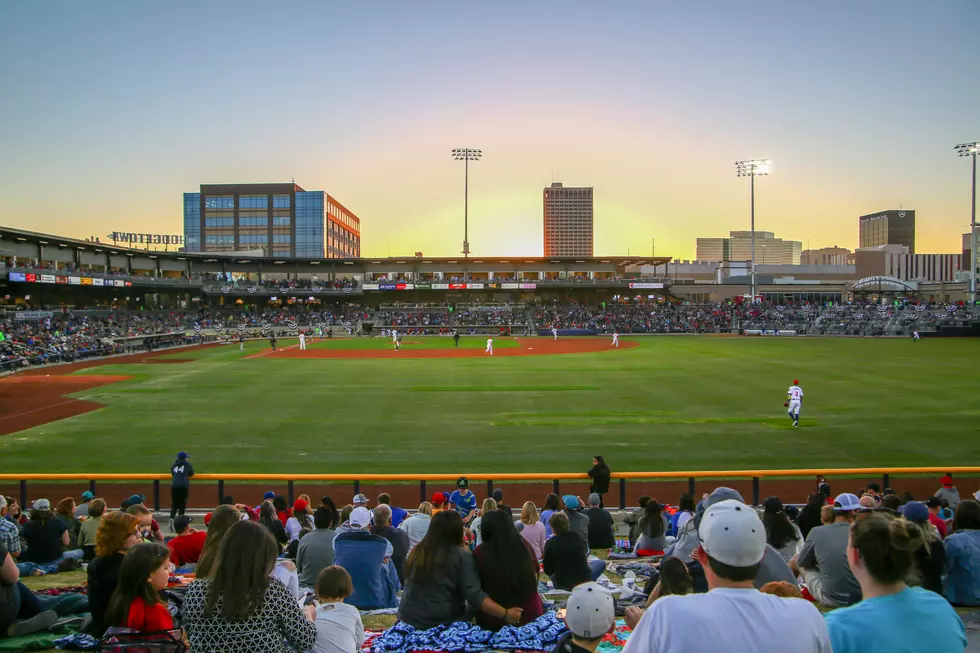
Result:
[3, 336, 979, 473]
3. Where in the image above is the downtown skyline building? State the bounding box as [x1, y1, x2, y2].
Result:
[543, 183, 593, 257]
[859, 209, 915, 253]
[696, 230, 802, 265]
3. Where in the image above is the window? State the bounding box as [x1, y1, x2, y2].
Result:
[239, 234, 268, 245]
[204, 196, 233, 209]
[273, 215, 290, 226]
[239, 195, 268, 209]
[205, 234, 235, 245]
[239, 216, 268, 227]
[273, 195, 291, 208]
[273, 234, 291, 244]
[273, 250, 291, 257]
[205, 217, 234, 227]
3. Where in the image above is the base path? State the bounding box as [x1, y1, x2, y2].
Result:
[268, 337, 640, 359]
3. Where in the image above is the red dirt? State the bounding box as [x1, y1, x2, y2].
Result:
[264, 337, 640, 359]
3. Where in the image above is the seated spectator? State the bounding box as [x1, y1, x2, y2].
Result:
[19, 499, 83, 572]
[449, 477, 478, 525]
[935, 474, 961, 512]
[286, 499, 314, 543]
[258, 500, 289, 550]
[821, 504, 836, 524]
[469, 498, 497, 548]
[473, 511, 543, 630]
[624, 555, 693, 629]
[377, 494, 407, 528]
[625, 496, 650, 547]
[491, 489, 512, 515]
[622, 500, 831, 653]
[0, 497, 23, 567]
[0, 539, 58, 637]
[104, 542, 173, 633]
[333, 507, 399, 610]
[762, 497, 803, 563]
[430, 492, 447, 515]
[540, 493, 562, 539]
[563, 496, 591, 553]
[125, 504, 164, 542]
[182, 520, 316, 653]
[120, 494, 146, 511]
[313, 566, 364, 653]
[273, 495, 291, 525]
[672, 494, 696, 536]
[204, 496, 257, 526]
[318, 497, 341, 529]
[584, 494, 614, 550]
[543, 512, 605, 590]
[74, 491, 95, 518]
[298, 508, 338, 590]
[944, 499, 980, 606]
[77, 498, 106, 561]
[925, 497, 949, 538]
[352, 494, 369, 509]
[796, 491, 827, 540]
[792, 493, 862, 608]
[518, 502, 547, 560]
[4, 498, 26, 527]
[555, 582, 615, 653]
[87, 511, 142, 636]
[398, 502, 432, 553]
[54, 498, 81, 549]
[167, 515, 206, 567]
[634, 500, 668, 555]
[196, 505, 241, 578]
[255, 491, 276, 514]
[881, 494, 902, 513]
[824, 513, 966, 653]
[371, 505, 409, 585]
[759, 581, 804, 598]
[398, 510, 522, 630]
[901, 502, 945, 594]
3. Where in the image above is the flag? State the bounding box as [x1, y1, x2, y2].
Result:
[0, 332, 5, 342]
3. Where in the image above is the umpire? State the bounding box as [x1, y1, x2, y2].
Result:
[169, 451, 195, 532]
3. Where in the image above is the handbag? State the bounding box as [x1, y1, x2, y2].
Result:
[99, 627, 187, 653]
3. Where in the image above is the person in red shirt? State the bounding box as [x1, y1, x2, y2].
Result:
[167, 516, 207, 567]
[104, 542, 174, 633]
[926, 497, 949, 538]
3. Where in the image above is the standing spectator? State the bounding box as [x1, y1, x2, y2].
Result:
[518, 502, 547, 560]
[473, 511, 543, 630]
[332, 507, 399, 609]
[74, 491, 95, 519]
[588, 457, 611, 508]
[762, 497, 803, 563]
[563, 496, 591, 554]
[925, 497, 949, 538]
[635, 500, 669, 555]
[196, 505, 241, 578]
[468, 499, 497, 549]
[901, 502, 946, 594]
[297, 508, 337, 590]
[543, 512, 605, 590]
[944, 499, 980, 606]
[286, 499, 314, 543]
[491, 489, 512, 515]
[622, 500, 831, 653]
[20, 499, 83, 572]
[169, 451, 194, 532]
[540, 494, 561, 539]
[86, 511, 142, 637]
[371, 505, 410, 585]
[167, 515, 207, 567]
[258, 500, 289, 551]
[182, 520, 317, 653]
[377, 494, 407, 528]
[824, 513, 966, 653]
[55, 497, 81, 550]
[935, 474, 961, 512]
[585, 494, 615, 550]
[104, 542, 173, 633]
[398, 502, 432, 553]
[77, 498, 106, 561]
[312, 566, 364, 653]
[449, 477, 477, 524]
[792, 493, 863, 608]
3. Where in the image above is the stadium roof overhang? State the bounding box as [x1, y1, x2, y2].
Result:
[849, 276, 918, 292]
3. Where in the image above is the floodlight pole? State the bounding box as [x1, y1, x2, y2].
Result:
[750, 173, 756, 300]
[736, 159, 769, 303]
[452, 148, 481, 258]
[955, 142, 979, 306]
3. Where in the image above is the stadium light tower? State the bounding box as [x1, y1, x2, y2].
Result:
[735, 159, 771, 302]
[955, 142, 979, 305]
[451, 148, 482, 257]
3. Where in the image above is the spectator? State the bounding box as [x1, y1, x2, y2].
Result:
[901, 502, 945, 594]
[518, 502, 547, 560]
[473, 511, 544, 630]
[762, 497, 803, 563]
[4, 498, 26, 527]
[169, 451, 194, 531]
[398, 502, 432, 553]
[377, 494, 407, 528]
[864, 483, 882, 503]
[0, 539, 58, 637]
[543, 512, 605, 590]
[935, 474, 961, 512]
[255, 491, 276, 514]
[759, 581, 804, 598]
[258, 500, 289, 550]
[625, 496, 650, 547]
[555, 582, 615, 653]
[469, 498, 497, 548]
[797, 492, 828, 540]
[588, 456, 611, 508]
[86, 511, 142, 637]
[430, 492, 447, 515]
[824, 513, 966, 653]
[0, 497, 22, 565]
[635, 500, 668, 555]
[125, 504, 164, 542]
[398, 510, 522, 630]
[286, 498, 314, 543]
[20, 499, 83, 572]
[881, 494, 902, 513]
[371, 505, 410, 585]
[77, 498, 106, 561]
[120, 494, 146, 511]
[104, 542, 173, 633]
[333, 507, 399, 610]
[672, 494, 696, 536]
[624, 556, 693, 629]
[858, 495, 877, 511]
[55, 497, 81, 550]
[821, 504, 835, 525]
[196, 505, 241, 578]
[563, 496, 591, 554]
[585, 494, 615, 550]
[352, 494, 369, 509]
[74, 491, 95, 519]
[318, 497, 341, 530]
[182, 520, 316, 653]
[167, 515, 206, 567]
[297, 508, 338, 591]
[273, 495, 290, 525]
[622, 500, 831, 653]
[925, 497, 949, 538]
[944, 499, 980, 606]
[540, 493, 562, 539]
[491, 489, 512, 515]
[449, 477, 477, 524]
[313, 566, 364, 653]
[792, 493, 862, 608]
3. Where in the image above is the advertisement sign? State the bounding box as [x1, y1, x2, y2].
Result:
[397, 283, 414, 290]
[109, 232, 184, 246]
[81, 277, 93, 286]
[114, 280, 126, 287]
[362, 283, 380, 290]
[467, 283, 484, 290]
[56, 276, 68, 284]
[415, 283, 431, 289]
[40, 274, 56, 284]
[25, 274, 37, 283]
[431, 283, 449, 290]
[8, 272, 26, 282]
[68, 276, 81, 285]
[379, 283, 397, 290]
[519, 283, 537, 290]
[92, 278, 104, 286]
[448, 283, 466, 290]
[501, 283, 519, 289]
[628, 282, 664, 289]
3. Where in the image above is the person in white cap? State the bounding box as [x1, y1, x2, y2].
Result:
[623, 499, 831, 653]
[791, 493, 862, 609]
[332, 507, 399, 609]
[555, 582, 615, 653]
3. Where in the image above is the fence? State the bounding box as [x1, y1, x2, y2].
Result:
[3, 467, 977, 513]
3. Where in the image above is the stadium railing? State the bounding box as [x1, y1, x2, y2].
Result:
[4, 466, 978, 513]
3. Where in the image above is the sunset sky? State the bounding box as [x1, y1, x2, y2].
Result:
[1, 1, 977, 260]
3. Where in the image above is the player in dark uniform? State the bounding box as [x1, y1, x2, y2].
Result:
[453, 329, 460, 348]
[269, 334, 277, 352]
[239, 332, 245, 352]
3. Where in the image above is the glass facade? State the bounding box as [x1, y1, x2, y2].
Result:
[239, 195, 268, 209]
[295, 191, 326, 258]
[205, 217, 234, 227]
[204, 196, 234, 209]
[183, 193, 201, 252]
[273, 195, 291, 209]
[239, 216, 268, 227]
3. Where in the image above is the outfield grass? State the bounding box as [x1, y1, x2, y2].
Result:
[2, 336, 978, 474]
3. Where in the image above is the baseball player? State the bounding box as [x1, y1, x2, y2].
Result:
[453, 329, 460, 348]
[912, 330, 920, 341]
[394, 333, 402, 351]
[612, 331, 619, 348]
[392, 329, 398, 344]
[485, 337, 493, 356]
[552, 326, 559, 341]
[239, 332, 245, 352]
[785, 379, 803, 428]
[299, 331, 306, 351]
[269, 334, 277, 352]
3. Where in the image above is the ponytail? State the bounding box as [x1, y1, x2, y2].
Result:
[851, 513, 923, 583]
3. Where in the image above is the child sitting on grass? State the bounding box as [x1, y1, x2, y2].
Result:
[104, 542, 173, 632]
[555, 582, 615, 653]
[313, 565, 364, 653]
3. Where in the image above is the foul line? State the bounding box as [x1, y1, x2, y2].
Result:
[0, 399, 85, 423]
[242, 343, 301, 361]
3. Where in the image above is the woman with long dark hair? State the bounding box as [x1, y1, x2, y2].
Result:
[398, 511, 523, 630]
[104, 542, 173, 632]
[195, 505, 240, 578]
[473, 511, 543, 630]
[182, 520, 316, 653]
[588, 456, 611, 508]
[762, 497, 802, 563]
[539, 494, 561, 539]
[797, 491, 827, 540]
[258, 501, 288, 550]
[319, 496, 341, 529]
[635, 500, 668, 554]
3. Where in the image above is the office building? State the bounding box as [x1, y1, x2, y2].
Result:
[696, 230, 802, 265]
[801, 246, 851, 266]
[183, 182, 360, 258]
[855, 245, 961, 282]
[543, 183, 593, 256]
[859, 209, 915, 253]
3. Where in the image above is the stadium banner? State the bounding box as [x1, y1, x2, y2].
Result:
[56, 276, 68, 284]
[81, 277, 93, 285]
[40, 274, 56, 284]
[25, 273, 37, 283]
[8, 272, 26, 282]
[92, 278, 105, 286]
[431, 283, 450, 290]
[449, 283, 466, 290]
[502, 283, 519, 289]
[519, 283, 537, 289]
[744, 330, 798, 336]
[362, 283, 380, 290]
[68, 276, 82, 285]
[399, 283, 414, 290]
[379, 283, 397, 290]
[114, 280, 126, 287]
[13, 311, 54, 320]
[415, 283, 431, 289]
[629, 282, 665, 289]
[467, 283, 484, 290]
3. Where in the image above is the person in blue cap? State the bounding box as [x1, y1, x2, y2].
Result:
[169, 452, 195, 532]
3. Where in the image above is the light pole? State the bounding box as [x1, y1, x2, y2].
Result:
[451, 148, 482, 257]
[735, 159, 771, 302]
[955, 142, 979, 305]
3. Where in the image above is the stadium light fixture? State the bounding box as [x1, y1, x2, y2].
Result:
[955, 142, 980, 305]
[451, 148, 482, 258]
[734, 159, 771, 301]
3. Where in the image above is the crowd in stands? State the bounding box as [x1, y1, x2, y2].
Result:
[202, 274, 359, 290]
[375, 306, 526, 328]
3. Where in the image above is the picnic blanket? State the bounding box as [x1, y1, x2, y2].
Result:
[369, 611, 567, 653]
[596, 620, 634, 653]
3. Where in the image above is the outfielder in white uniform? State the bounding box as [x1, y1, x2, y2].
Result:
[552, 327, 558, 341]
[612, 331, 619, 348]
[787, 380, 803, 428]
[912, 331, 920, 341]
[392, 329, 398, 343]
[485, 337, 493, 356]
[299, 332, 306, 350]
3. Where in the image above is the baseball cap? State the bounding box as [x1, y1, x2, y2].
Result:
[903, 501, 928, 524]
[564, 582, 614, 639]
[350, 506, 372, 529]
[32, 498, 51, 511]
[817, 483, 831, 497]
[456, 476, 469, 489]
[432, 492, 446, 504]
[926, 497, 942, 508]
[352, 494, 368, 505]
[695, 487, 745, 529]
[293, 499, 309, 512]
[941, 474, 953, 488]
[588, 493, 601, 506]
[700, 499, 766, 567]
[81, 491, 95, 501]
[833, 493, 861, 512]
[121, 494, 146, 509]
[174, 515, 193, 532]
[562, 495, 580, 510]
[177, 451, 189, 460]
[793, 379, 799, 385]
[263, 491, 276, 501]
